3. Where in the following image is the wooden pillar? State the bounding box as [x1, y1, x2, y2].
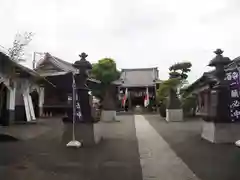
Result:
[23, 85, 36, 122]
[6, 82, 16, 124]
[15, 80, 36, 122]
[128, 90, 132, 110]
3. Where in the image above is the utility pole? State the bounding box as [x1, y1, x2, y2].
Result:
[32, 52, 45, 69]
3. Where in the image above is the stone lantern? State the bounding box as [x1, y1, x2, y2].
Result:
[208, 49, 231, 84]
[201, 49, 240, 143]
[73, 52, 95, 123]
[62, 52, 102, 147]
[207, 49, 231, 123]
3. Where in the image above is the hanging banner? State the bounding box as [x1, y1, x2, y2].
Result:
[225, 68, 240, 122]
[76, 100, 82, 121]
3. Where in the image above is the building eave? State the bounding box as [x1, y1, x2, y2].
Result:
[186, 73, 218, 94]
[0, 51, 40, 78]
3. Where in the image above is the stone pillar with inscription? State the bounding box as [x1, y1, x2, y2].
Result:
[201, 49, 240, 143]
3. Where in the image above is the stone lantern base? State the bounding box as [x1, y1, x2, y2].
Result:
[166, 109, 183, 122]
[61, 122, 103, 146]
[100, 110, 117, 122]
[201, 121, 240, 143]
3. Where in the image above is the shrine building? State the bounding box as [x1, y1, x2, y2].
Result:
[35, 53, 101, 117]
[185, 53, 240, 121]
[0, 51, 44, 126]
[113, 67, 162, 111]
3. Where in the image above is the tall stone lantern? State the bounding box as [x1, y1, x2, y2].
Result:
[207, 49, 231, 123]
[73, 52, 95, 123]
[200, 49, 240, 143]
[62, 52, 102, 147]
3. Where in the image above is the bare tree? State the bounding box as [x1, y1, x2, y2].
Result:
[8, 32, 34, 62]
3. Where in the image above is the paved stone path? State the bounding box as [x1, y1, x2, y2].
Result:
[135, 115, 200, 180]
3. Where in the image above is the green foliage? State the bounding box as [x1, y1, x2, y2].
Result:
[91, 58, 120, 85]
[181, 95, 197, 116]
[156, 78, 180, 102]
[161, 62, 192, 96]
[157, 61, 193, 115]
[91, 88, 104, 101]
[169, 61, 192, 80]
[179, 86, 191, 99]
[159, 101, 167, 117]
[91, 58, 120, 109]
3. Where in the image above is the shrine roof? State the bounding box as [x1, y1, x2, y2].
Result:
[113, 67, 160, 87]
[0, 51, 40, 77]
[184, 70, 218, 94]
[36, 53, 100, 84]
[185, 55, 240, 94]
[36, 53, 77, 73]
[225, 56, 240, 69]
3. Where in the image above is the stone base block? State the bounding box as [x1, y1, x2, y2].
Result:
[101, 110, 117, 122]
[62, 123, 103, 147]
[166, 109, 183, 122]
[202, 121, 240, 143]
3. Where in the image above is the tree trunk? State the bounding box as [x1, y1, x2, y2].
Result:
[101, 85, 117, 121]
[166, 88, 181, 109]
[102, 86, 116, 110]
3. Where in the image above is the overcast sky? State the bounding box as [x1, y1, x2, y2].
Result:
[1, 0, 240, 83]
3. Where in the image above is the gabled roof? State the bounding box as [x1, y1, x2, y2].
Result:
[36, 52, 100, 84]
[113, 67, 159, 87]
[36, 53, 77, 73]
[184, 69, 219, 93]
[0, 51, 39, 77]
[225, 56, 240, 69]
[185, 55, 240, 94]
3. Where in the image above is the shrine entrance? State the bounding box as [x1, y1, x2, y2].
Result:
[131, 96, 144, 107]
[0, 83, 8, 126]
[129, 89, 147, 111]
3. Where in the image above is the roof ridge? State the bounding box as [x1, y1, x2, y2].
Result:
[36, 52, 77, 72]
[0, 52, 39, 77]
[122, 67, 158, 71]
[52, 55, 73, 66]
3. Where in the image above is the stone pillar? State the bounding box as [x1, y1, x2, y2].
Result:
[39, 87, 44, 117]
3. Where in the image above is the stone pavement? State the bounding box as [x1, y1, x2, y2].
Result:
[145, 115, 240, 180]
[0, 115, 142, 180]
[0, 118, 62, 140]
[3, 114, 236, 180]
[135, 115, 200, 180]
